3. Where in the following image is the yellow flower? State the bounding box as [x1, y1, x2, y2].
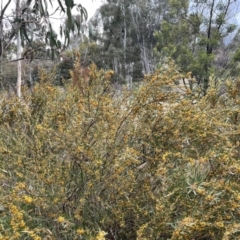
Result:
[215, 221, 224, 228]
[33, 236, 41, 240]
[76, 229, 85, 235]
[206, 195, 214, 202]
[196, 188, 205, 195]
[235, 195, 240, 201]
[19, 220, 26, 228]
[15, 182, 26, 190]
[16, 172, 23, 178]
[96, 230, 107, 240]
[36, 124, 43, 130]
[23, 195, 33, 204]
[57, 216, 65, 223]
[77, 146, 83, 152]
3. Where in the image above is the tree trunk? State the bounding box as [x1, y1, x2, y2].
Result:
[16, 0, 22, 98]
[0, 0, 11, 90]
[142, 38, 151, 74]
[123, 5, 129, 89]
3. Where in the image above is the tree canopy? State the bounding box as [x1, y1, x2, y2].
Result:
[0, 0, 88, 59]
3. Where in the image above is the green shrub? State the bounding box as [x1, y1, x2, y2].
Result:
[0, 61, 240, 239]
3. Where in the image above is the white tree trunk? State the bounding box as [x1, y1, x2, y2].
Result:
[16, 0, 21, 98]
[123, 7, 129, 88]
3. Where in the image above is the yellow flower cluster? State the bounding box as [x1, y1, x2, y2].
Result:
[23, 195, 33, 204]
[96, 231, 107, 240]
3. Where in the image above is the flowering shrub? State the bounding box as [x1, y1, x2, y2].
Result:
[0, 61, 240, 239]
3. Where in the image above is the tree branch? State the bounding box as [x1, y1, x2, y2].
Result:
[0, 0, 11, 21]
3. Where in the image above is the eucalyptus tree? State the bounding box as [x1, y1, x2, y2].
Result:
[89, 0, 165, 86]
[129, 0, 168, 74]
[0, 0, 88, 97]
[192, 0, 239, 91]
[89, 0, 130, 85]
[154, 0, 240, 93]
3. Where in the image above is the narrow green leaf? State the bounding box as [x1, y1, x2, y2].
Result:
[45, 31, 50, 44]
[57, 0, 65, 12]
[51, 49, 54, 60]
[60, 26, 63, 38]
[22, 7, 28, 15]
[44, 0, 48, 13]
[65, 0, 74, 8]
[77, 4, 88, 21]
[50, 35, 57, 47]
[74, 19, 80, 35]
[22, 26, 31, 43]
[57, 40, 61, 49]
[66, 36, 70, 46]
[67, 7, 73, 29]
[82, 7, 88, 20]
[63, 29, 68, 46]
[48, 0, 53, 8]
[39, 0, 45, 16]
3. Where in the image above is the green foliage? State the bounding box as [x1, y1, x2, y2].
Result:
[1, 61, 240, 239]
[233, 48, 240, 62]
[89, 0, 164, 83]
[55, 51, 74, 86]
[0, 0, 88, 61]
[154, 0, 240, 93]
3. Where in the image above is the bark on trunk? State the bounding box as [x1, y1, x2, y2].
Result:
[16, 0, 21, 98]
